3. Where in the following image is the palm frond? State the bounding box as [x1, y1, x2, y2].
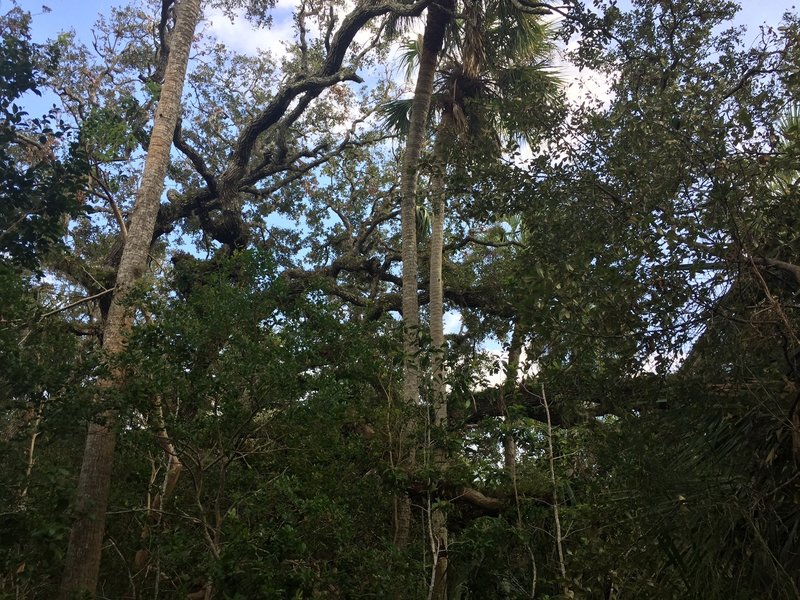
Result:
[485, 2, 556, 67]
[397, 35, 423, 82]
[493, 62, 563, 105]
[384, 12, 425, 41]
[461, 0, 486, 80]
[379, 94, 444, 137]
[770, 105, 800, 193]
[416, 203, 432, 238]
[379, 98, 413, 135]
[777, 103, 800, 147]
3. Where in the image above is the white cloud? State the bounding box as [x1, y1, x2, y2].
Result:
[552, 28, 615, 108]
[203, 6, 296, 58]
[560, 61, 615, 109]
[444, 310, 462, 334]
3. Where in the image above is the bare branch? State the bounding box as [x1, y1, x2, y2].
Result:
[41, 288, 115, 319]
[173, 118, 218, 195]
[751, 256, 800, 287]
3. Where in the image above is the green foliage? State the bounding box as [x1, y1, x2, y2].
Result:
[76, 250, 420, 598]
[0, 7, 85, 272]
[3, 1, 800, 598]
[81, 95, 148, 161]
[0, 273, 94, 597]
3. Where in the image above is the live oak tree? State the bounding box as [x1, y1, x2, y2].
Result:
[3, 0, 800, 598]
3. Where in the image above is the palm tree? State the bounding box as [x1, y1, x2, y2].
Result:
[58, 1, 202, 596]
[386, 0, 558, 422]
[428, 0, 558, 424]
[386, 2, 560, 595]
[394, 0, 456, 550]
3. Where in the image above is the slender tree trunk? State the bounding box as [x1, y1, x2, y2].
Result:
[134, 396, 183, 571]
[542, 384, 569, 595]
[400, 0, 452, 408]
[501, 321, 523, 476]
[19, 409, 42, 501]
[427, 1, 481, 581]
[59, 1, 201, 596]
[428, 121, 451, 427]
[428, 115, 453, 600]
[395, 0, 454, 549]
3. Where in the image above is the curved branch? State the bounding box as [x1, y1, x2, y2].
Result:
[173, 119, 218, 195]
[751, 256, 800, 288]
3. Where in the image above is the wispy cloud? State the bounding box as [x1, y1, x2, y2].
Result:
[203, 5, 296, 58]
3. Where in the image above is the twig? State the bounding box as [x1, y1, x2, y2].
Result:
[40, 288, 115, 318]
[542, 383, 568, 592]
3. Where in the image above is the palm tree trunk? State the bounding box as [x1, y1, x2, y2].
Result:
[427, 1, 478, 588]
[428, 115, 453, 599]
[396, 0, 454, 549]
[400, 0, 452, 408]
[59, 1, 201, 596]
[429, 122, 450, 428]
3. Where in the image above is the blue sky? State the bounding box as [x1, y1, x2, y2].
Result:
[9, 0, 797, 49]
[730, 0, 796, 28]
[9, 0, 102, 38]
[7, 0, 796, 349]
[9, 0, 795, 116]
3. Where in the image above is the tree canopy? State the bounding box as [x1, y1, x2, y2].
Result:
[1, 0, 800, 598]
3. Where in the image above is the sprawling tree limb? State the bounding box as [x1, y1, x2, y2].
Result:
[144, 0, 435, 248]
[40, 288, 115, 319]
[282, 248, 517, 321]
[173, 118, 218, 195]
[456, 487, 505, 512]
[751, 256, 800, 288]
[224, 71, 363, 178]
[145, 0, 175, 85]
[201, 0, 434, 246]
[454, 383, 571, 427]
[408, 479, 552, 515]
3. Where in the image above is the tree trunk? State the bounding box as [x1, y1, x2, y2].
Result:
[427, 1, 478, 586]
[501, 321, 523, 476]
[429, 122, 451, 428]
[59, 1, 201, 596]
[396, 0, 454, 549]
[400, 0, 452, 408]
[428, 115, 453, 600]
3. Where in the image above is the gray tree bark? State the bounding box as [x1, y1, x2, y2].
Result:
[428, 116, 453, 600]
[396, 0, 454, 550]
